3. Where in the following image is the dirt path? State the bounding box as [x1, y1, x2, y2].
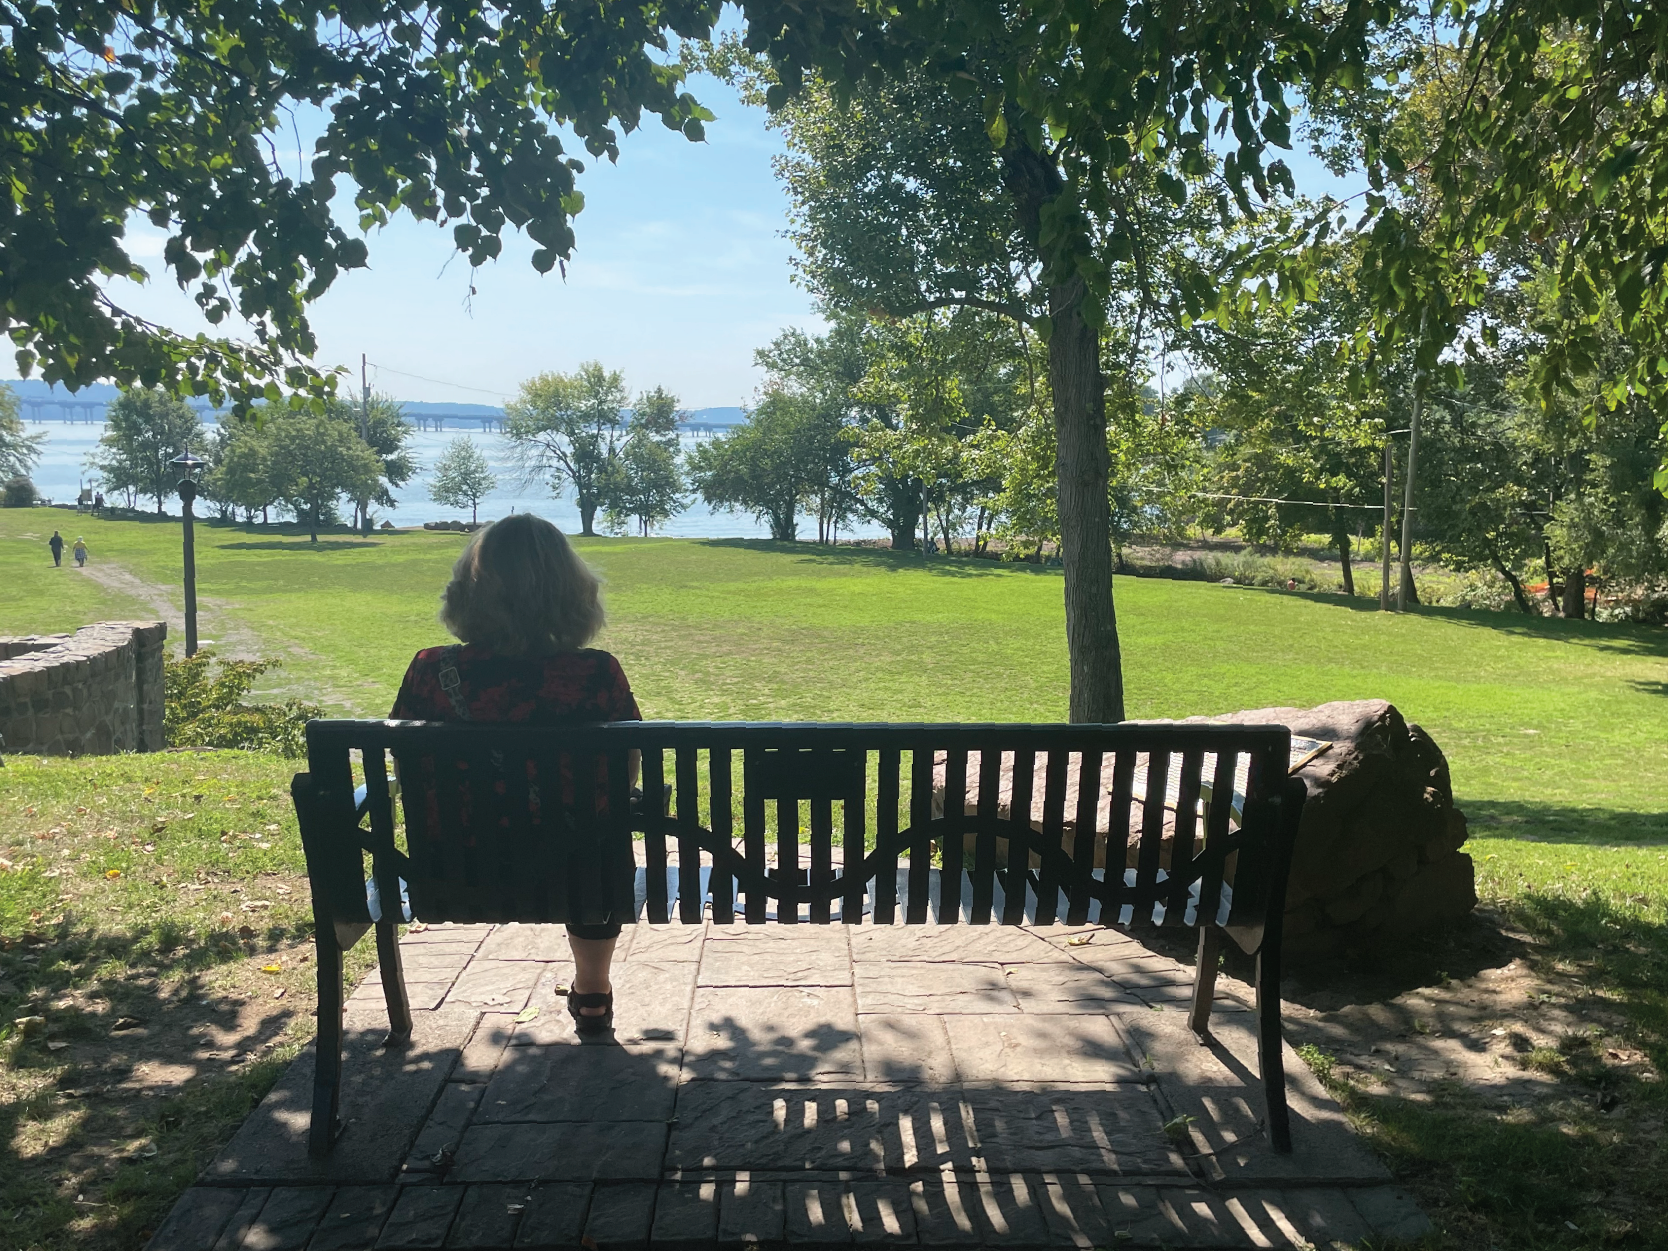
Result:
[73, 562, 266, 659]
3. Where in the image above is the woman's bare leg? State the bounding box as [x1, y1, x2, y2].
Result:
[568, 934, 617, 1016]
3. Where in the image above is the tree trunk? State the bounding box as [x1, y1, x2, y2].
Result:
[1047, 274, 1125, 722]
[1399, 561, 1420, 605]
[1004, 140, 1124, 722]
[890, 522, 917, 552]
[579, 500, 597, 537]
[1562, 566, 1586, 619]
[1484, 542, 1534, 614]
[1338, 533, 1354, 597]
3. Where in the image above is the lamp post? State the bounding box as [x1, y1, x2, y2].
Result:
[172, 451, 207, 656]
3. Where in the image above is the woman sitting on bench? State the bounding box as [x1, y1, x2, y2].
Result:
[389, 513, 640, 1035]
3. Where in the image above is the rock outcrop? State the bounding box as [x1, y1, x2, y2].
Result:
[1205, 700, 1475, 955]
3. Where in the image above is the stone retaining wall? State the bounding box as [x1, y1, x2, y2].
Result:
[0, 621, 167, 757]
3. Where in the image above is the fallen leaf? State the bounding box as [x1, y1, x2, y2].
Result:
[47, 1039, 69, 1052]
[238, 926, 256, 940]
[274, 884, 292, 895]
[260, 965, 282, 975]
[1065, 934, 1093, 947]
[273, 988, 287, 1000]
[240, 900, 273, 911]
[111, 1016, 144, 1032]
[14, 1015, 46, 1033]
[104, 869, 121, 880]
[552, 983, 571, 997]
[514, 1006, 540, 1024]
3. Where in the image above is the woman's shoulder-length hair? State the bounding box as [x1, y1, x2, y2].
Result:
[440, 514, 604, 655]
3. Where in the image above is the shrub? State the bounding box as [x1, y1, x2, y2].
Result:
[164, 650, 321, 756]
[1177, 551, 1343, 592]
[2, 475, 38, 507]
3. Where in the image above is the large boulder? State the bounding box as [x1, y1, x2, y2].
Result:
[1205, 700, 1476, 954]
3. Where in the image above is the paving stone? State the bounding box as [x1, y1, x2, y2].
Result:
[1036, 1173, 1110, 1248]
[477, 925, 573, 961]
[719, 1179, 785, 1246]
[611, 959, 700, 1039]
[1095, 1186, 1263, 1248]
[238, 1186, 334, 1251]
[311, 1185, 399, 1251]
[701, 926, 852, 986]
[849, 926, 1063, 963]
[145, 1185, 247, 1251]
[477, 1042, 679, 1122]
[404, 1083, 485, 1176]
[667, 1083, 926, 1173]
[958, 1086, 1189, 1177]
[943, 1014, 1141, 1083]
[364, 949, 478, 978]
[447, 1184, 532, 1248]
[211, 1188, 271, 1251]
[513, 1183, 593, 1249]
[684, 985, 862, 1080]
[1111, 1011, 1243, 1085]
[852, 962, 1017, 1014]
[582, 1182, 656, 1249]
[446, 962, 545, 1011]
[206, 1008, 478, 1184]
[784, 1181, 852, 1246]
[623, 923, 705, 962]
[454, 1015, 516, 1081]
[841, 1182, 919, 1245]
[352, 980, 455, 1011]
[407, 925, 493, 946]
[505, 966, 587, 1047]
[376, 1186, 464, 1249]
[911, 1172, 1049, 1246]
[649, 1180, 719, 1250]
[857, 1014, 959, 1084]
[1003, 962, 1147, 1012]
[1037, 927, 1147, 963]
[450, 1122, 668, 1183]
[1347, 1186, 1434, 1241]
[1274, 1188, 1372, 1249]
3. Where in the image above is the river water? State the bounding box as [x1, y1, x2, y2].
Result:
[24, 420, 882, 539]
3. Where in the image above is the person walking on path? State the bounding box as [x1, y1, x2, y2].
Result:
[48, 531, 63, 566]
[73, 537, 88, 567]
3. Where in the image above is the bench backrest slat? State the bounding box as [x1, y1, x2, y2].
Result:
[301, 720, 1297, 932]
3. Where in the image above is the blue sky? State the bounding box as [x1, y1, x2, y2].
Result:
[8, 73, 1362, 411]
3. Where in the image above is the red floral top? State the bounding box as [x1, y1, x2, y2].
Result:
[390, 645, 641, 725]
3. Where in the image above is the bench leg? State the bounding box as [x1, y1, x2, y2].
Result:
[1256, 942, 1292, 1154]
[375, 917, 413, 1046]
[310, 927, 345, 1158]
[1189, 925, 1222, 1038]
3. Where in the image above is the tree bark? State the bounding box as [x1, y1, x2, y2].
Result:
[1562, 566, 1586, 619]
[1484, 541, 1533, 613]
[1003, 140, 1124, 723]
[1047, 274, 1125, 722]
[578, 500, 597, 536]
[1338, 533, 1355, 597]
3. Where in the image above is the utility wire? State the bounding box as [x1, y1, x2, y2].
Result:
[1190, 491, 1391, 512]
[368, 363, 512, 400]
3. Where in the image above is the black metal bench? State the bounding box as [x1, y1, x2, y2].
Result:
[292, 719, 1306, 1159]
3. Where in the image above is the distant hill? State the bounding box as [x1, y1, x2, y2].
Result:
[4, 379, 747, 430]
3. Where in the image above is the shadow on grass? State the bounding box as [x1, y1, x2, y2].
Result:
[214, 540, 382, 552]
[0, 916, 313, 1251]
[1228, 580, 1668, 658]
[693, 537, 1060, 578]
[1464, 799, 1668, 846]
[1310, 890, 1668, 1250]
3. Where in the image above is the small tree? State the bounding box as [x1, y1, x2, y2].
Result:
[603, 388, 687, 535]
[328, 393, 417, 530]
[209, 419, 282, 526]
[687, 390, 830, 541]
[0, 385, 44, 481]
[430, 437, 497, 523]
[505, 362, 629, 536]
[89, 389, 203, 513]
[263, 412, 383, 542]
[3, 475, 38, 508]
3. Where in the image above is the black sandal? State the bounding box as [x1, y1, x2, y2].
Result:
[568, 990, 614, 1036]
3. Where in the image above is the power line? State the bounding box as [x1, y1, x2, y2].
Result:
[1189, 491, 1389, 512]
[368, 363, 512, 401]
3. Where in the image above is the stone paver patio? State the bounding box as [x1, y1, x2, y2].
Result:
[147, 922, 1430, 1249]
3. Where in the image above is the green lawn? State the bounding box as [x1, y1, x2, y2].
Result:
[3, 505, 1667, 1249]
[3, 505, 1664, 840]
